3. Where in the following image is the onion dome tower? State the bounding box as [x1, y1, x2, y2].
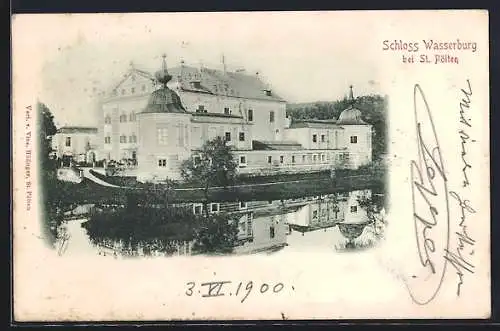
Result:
[141, 54, 187, 114]
[337, 85, 367, 125]
[136, 54, 191, 183]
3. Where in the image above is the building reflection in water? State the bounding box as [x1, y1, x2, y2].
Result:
[59, 189, 385, 257]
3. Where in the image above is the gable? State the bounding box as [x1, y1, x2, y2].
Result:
[111, 69, 155, 96]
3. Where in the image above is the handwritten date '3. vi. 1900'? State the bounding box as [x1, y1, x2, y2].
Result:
[406, 80, 476, 305]
[185, 281, 292, 303]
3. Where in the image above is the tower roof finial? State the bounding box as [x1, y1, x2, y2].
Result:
[348, 85, 355, 106]
[155, 53, 172, 87]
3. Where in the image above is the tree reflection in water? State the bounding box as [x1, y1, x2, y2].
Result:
[335, 190, 387, 252]
[81, 192, 239, 257]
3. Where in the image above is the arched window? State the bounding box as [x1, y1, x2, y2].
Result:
[119, 114, 127, 123]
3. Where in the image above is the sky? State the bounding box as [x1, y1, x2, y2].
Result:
[23, 12, 385, 127]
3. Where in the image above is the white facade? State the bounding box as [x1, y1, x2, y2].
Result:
[97, 61, 373, 182]
[52, 126, 99, 163]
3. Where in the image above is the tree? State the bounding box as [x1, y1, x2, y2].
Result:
[37, 102, 62, 245]
[38, 102, 57, 170]
[180, 136, 237, 214]
[180, 136, 239, 253]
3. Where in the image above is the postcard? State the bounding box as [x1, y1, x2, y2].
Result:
[12, 10, 490, 321]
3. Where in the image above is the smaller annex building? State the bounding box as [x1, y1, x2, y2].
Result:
[52, 126, 99, 166]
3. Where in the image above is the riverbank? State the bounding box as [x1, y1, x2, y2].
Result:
[52, 171, 384, 206]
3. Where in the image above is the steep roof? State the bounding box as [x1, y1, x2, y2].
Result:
[141, 87, 188, 114]
[111, 63, 285, 102]
[57, 126, 98, 134]
[169, 65, 286, 102]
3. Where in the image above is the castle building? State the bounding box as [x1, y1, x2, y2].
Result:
[97, 55, 372, 182]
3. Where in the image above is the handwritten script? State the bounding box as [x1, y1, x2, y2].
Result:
[444, 80, 476, 296]
[406, 84, 450, 305]
[406, 81, 477, 304]
[185, 280, 291, 303]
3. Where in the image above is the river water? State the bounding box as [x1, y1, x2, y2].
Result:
[56, 188, 386, 258]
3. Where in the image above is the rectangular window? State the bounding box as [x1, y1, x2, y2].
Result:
[302, 155, 306, 163]
[196, 105, 205, 113]
[104, 115, 111, 124]
[246, 213, 253, 236]
[350, 136, 358, 144]
[65, 137, 71, 147]
[178, 123, 185, 147]
[248, 109, 253, 121]
[350, 206, 358, 213]
[239, 132, 245, 141]
[269, 111, 275, 123]
[104, 136, 111, 144]
[224, 107, 230, 115]
[239, 155, 247, 167]
[193, 203, 203, 215]
[225, 132, 231, 141]
[210, 203, 220, 213]
[292, 155, 295, 164]
[239, 201, 247, 210]
[313, 154, 317, 162]
[312, 134, 317, 143]
[120, 135, 127, 143]
[280, 155, 284, 164]
[120, 114, 127, 122]
[131, 87, 135, 94]
[269, 225, 275, 239]
[321, 134, 325, 142]
[157, 128, 168, 145]
[321, 154, 325, 162]
[158, 159, 167, 167]
[267, 156, 272, 164]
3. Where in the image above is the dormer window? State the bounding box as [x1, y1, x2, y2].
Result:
[196, 105, 205, 113]
[191, 81, 202, 89]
